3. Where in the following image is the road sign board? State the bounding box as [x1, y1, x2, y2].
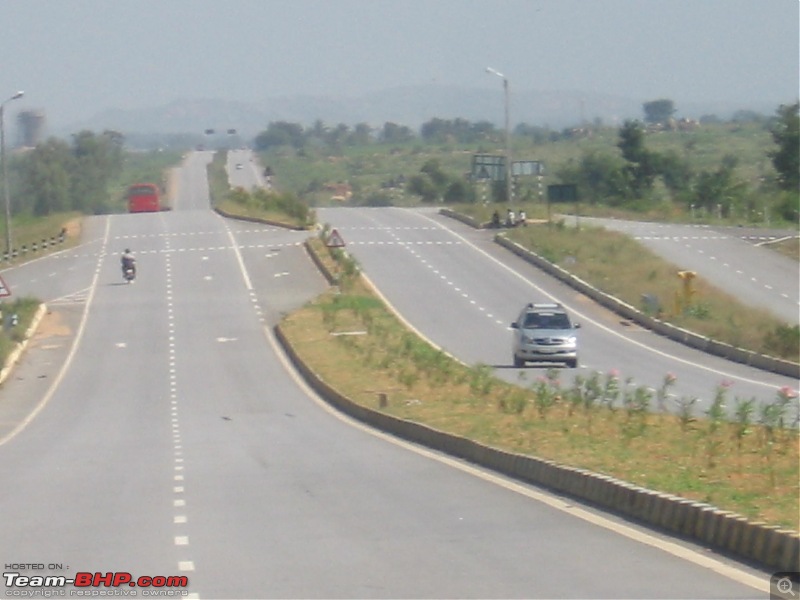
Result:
[512, 160, 544, 176]
[326, 229, 346, 248]
[547, 184, 578, 202]
[471, 154, 506, 182]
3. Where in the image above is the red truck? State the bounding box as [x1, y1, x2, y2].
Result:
[127, 183, 160, 213]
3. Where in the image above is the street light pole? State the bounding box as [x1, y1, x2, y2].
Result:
[1, 91, 24, 256]
[486, 68, 512, 204]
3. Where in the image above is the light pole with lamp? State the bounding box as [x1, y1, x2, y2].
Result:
[1, 91, 24, 256]
[486, 68, 512, 205]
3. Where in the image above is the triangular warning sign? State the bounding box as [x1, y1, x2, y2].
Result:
[0, 275, 10, 298]
[326, 229, 346, 248]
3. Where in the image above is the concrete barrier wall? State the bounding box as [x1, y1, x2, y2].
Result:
[274, 322, 799, 572]
[493, 235, 799, 379]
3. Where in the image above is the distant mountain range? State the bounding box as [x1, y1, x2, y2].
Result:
[55, 84, 780, 142]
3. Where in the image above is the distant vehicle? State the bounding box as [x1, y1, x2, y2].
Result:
[127, 183, 160, 213]
[123, 264, 136, 283]
[235, 163, 243, 170]
[510, 302, 580, 368]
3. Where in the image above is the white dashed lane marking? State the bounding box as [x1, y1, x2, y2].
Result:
[368, 229, 503, 331]
[162, 231, 196, 580]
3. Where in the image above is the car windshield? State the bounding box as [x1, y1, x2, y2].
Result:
[523, 312, 571, 329]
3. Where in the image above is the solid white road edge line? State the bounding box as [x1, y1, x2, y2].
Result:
[0, 216, 111, 446]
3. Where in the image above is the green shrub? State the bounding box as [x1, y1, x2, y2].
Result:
[763, 324, 800, 360]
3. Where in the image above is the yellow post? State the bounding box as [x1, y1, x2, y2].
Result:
[677, 271, 697, 312]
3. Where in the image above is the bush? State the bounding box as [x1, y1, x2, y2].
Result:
[763, 324, 800, 360]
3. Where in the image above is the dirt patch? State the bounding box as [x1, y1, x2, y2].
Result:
[62, 218, 82, 240]
[33, 310, 71, 339]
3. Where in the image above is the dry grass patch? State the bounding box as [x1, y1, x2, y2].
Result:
[281, 242, 799, 530]
[505, 222, 797, 359]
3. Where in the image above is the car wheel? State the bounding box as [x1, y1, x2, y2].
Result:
[513, 355, 525, 368]
[567, 358, 578, 368]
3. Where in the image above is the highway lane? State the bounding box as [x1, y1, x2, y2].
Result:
[0, 152, 770, 598]
[570, 216, 799, 325]
[317, 206, 798, 418]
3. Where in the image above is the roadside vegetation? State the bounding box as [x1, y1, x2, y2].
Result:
[252, 100, 798, 229]
[0, 134, 181, 366]
[245, 101, 799, 362]
[206, 152, 314, 229]
[0, 101, 796, 530]
[500, 221, 799, 360]
[0, 297, 42, 371]
[1, 132, 182, 260]
[280, 236, 799, 530]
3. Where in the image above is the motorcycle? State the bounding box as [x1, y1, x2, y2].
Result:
[122, 265, 136, 283]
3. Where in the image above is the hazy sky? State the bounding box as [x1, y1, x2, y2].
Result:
[1, 0, 797, 128]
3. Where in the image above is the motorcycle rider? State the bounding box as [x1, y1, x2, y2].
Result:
[121, 248, 136, 280]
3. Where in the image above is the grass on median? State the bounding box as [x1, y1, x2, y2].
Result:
[279, 236, 799, 531]
[0, 297, 42, 367]
[448, 202, 798, 361]
[501, 221, 799, 360]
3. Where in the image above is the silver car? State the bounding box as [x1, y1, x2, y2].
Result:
[510, 303, 580, 368]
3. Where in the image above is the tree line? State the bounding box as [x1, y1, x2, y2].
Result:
[9, 130, 125, 216]
[252, 101, 798, 220]
[557, 102, 798, 221]
[253, 117, 506, 151]
[5, 100, 796, 220]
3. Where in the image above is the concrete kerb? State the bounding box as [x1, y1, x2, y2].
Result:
[212, 206, 308, 231]
[489, 230, 799, 379]
[0, 303, 47, 387]
[281, 223, 800, 572]
[274, 318, 799, 571]
[303, 239, 338, 286]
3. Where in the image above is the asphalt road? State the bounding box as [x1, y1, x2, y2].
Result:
[316, 206, 798, 418]
[570, 216, 799, 325]
[0, 151, 776, 599]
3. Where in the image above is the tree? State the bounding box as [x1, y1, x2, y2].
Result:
[406, 174, 439, 202]
[419, 159, 448, 188]
[19, 138, 73, 216]
[691, 156, 745, 213]
[325, 123, 350, 149]
[643, 99, 676, 125]
[769, 102, 799, 191]
[380, 122, 415, 144]
[443, 179, 473, 203]
[574, 150, 629, 204]
[348, 123, 372, 146]
[16, 130, 123, 216]
[617, 121, 658, 195]
[657, 150, 693, 195]
[70, 130, 123, 213]
[406, 159, 465, 203]
[254, 121, 305, 151]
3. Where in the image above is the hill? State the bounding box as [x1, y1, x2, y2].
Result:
[56, 84, 780, 141]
